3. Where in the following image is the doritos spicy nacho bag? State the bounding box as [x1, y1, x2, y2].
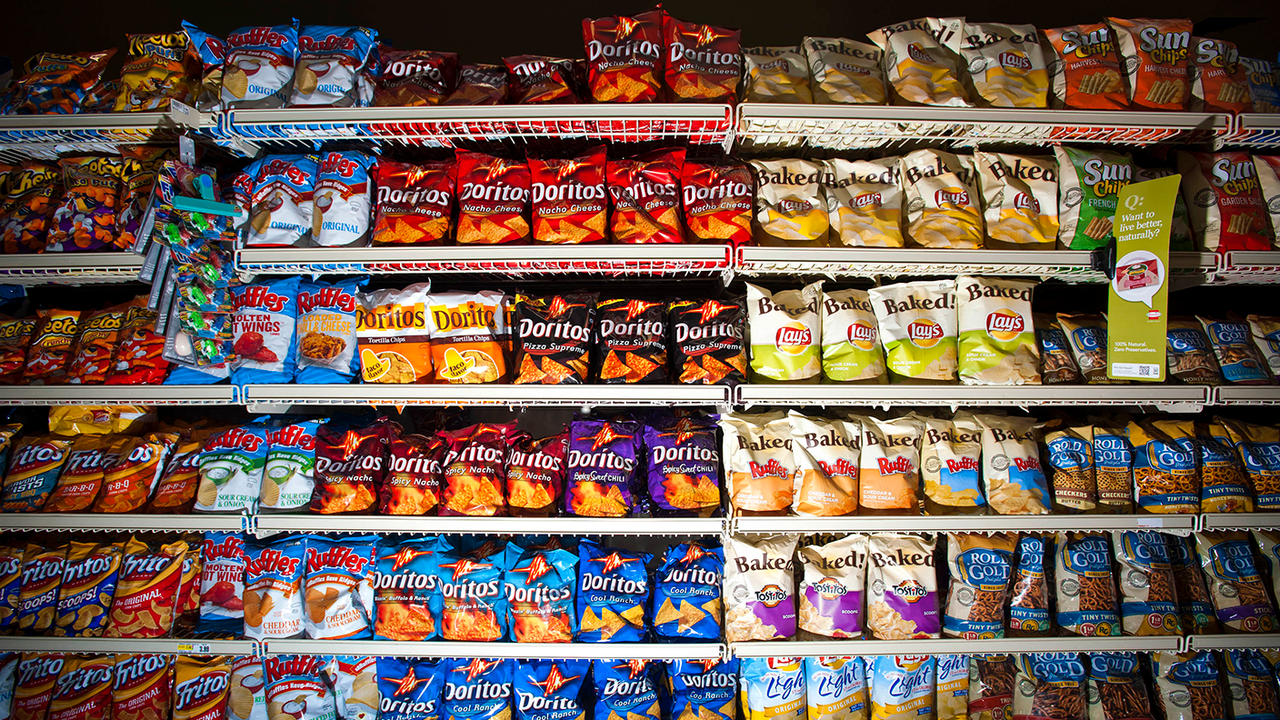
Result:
[503, 542, 576, 643]
[977, 152, 1059, 249]
[654, 542, 723, 640]
[506, 430, 567, 517]
[52, 540, 121, 638]
[663, 14, 741, 102]
[444, 63, 508, 105]
[515, 293, 596, 385]
[670, 297, 747, 386]
[312, 150, 374, 247]
[303, 535, 376, 640]
[1057, 146, 1133, 250]
[747, 282, 821, 382]
[435, 547, 505, 641]
[956, 276, 1040, 386]
[720, 412, 795, 515]
[1042, 25, 1128, 110]
[824, 157, 904, 248]
[595, 298, 668, 384]
[373, 536, 445, 641]
[750, 159, 829, 246]
[869, 279, 958, 382]
[1191, 38, 1252, 113]
[682, 161, 753, 245]
[312, 418, 390, 514]
[577, 540, 650, 642]
[357, 282, 433, 384]
[644, 415, 720, 515]
[583, 9, 664, 103]
[900, 149, 983, 248]
[743, 46, 812, 103]
[376, 48, 459, 107]
[530, 148, 607, 244]
[439, 422, 513, 517]
[291, 25, 378, 107]
[105, 536, 187, 638]
[3, 435, 73, 512]
[1179, 151, 1272, 253]
[565, 419, 641, 517]
[1106, 18, 1193, 110]
[455, 151, 531, 244]
[804, 37, 886, 104]
[243, 535, 306, 640]
[868, 18, 970, 106]
[44, 156, 124, 253]
[373, 160, 454, 245]
[821, 288, 885, 383]
[608, 148, 685, 244]
[382, 433, 443, 515]
[222, 21, 300, 109]
[725, 534, 798, 641]
[960, 23, 1048, 108]
[505, 56, 578, 104]
[429, 290, 509, 384]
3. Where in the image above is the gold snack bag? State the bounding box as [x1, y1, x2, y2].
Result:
[743, 46, 812, 103]
[960, 23, 1048, 107]
[868, 17, 971, 106]
[802, 37, 886, 104]
[900, 150, 983, 248]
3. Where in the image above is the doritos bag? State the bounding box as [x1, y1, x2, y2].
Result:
[671, 659, 738, 720]
[428, 290, 509, 384]
[608, 148, 685, 244]
[576, 540, 650, 642]
[303, 535, 376, 640]
[454, 151, 531, 244]
[443, 659, 513, 720]
[434, 547, 505, 641]
[530, 148, 607, 244]
[439, 422, 514, 517]
[1042, 25, 1128, 110]
[663, 14, 741, 102]
[382, 433, 443, 515]
[514, 293, 597, 385]
[595, 298, 668, 384]
[52, 540, 121, 638]
[372, 160, 454, 245]
[503, 542, 577, 643]
[583, 9, 664, 103]
[373, 536, 445, 641]
[378, 657, 442, 720]
[312, 418, 391, 514]
[669, 297, 747, 385]
[681, 161, 753, 245]
[594, 660, 661, 720]
[514, 660, 587, 720]
[654, 542, 723, 640]
[505, 56, 578, 104]
[565, 419, 642, 517]
[221, 21, 300, 108]
[104, 536, 187, 638]
[375, 48, 460, 106]
[506, 431, 567, 517]
[644, 415, 720, 515]
[356, 282, 434, 384]
[444, 64, 508, 105]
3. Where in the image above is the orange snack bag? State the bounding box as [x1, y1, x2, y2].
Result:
[1106, 17, 1193, 110]
[42, 435, 128, 513]
[105, 536, 188, 638]
[1041, 25, 1128, 109]
[93, 432, 178, 513]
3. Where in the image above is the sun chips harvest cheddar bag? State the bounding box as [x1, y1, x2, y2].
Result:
[1042, 24, 1128, 109]
[868, 18, 970, 106]
[1056, 146, 1133, 249]
[824, 158, 904, 248]
[869, 280, 958, 382]
[583, 9, 663, 103]
[1107, 18, 1193, 110]
[725, 534, 797, 641]
[901, 150, 983, 248]
[720, 412, 795, 515]
[1192, 38, 1253, 113]
[956, 276, 1040, 385]
[804, 37, 886, 104]
[960, 23, 1048, 108]
[747, 282, 821, 382]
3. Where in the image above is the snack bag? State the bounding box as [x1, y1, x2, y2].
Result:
[593, 660, 660, 720]
[1197, 421, 1253, 513]
[45, 156, 125, 253]
[805, 657, 866, 720]
[1087, 654, 1153, 720]
[312, 150, 375, 247]
[116, 146, 174, 250]
[198, 532, 246, 635]
[921, 414, 984, 514]
[803, 37, 886, 104]
[900, 149, 983, 248]
[375, 49, 459, 106]
[1045, 425, 1096, 512]
[583, 9, 663, 102]
[869, 280, 958, 382]
[372, 537, 445, 642]
[725, 534, 798, 642]
[357, 282, 433, 384]
[865, 533, 939, 640]
[434, 547, 505, 641]
[1, 161, 61, 254]
[439, 422, 513, 517]
[114, 31, 196, 111]
[260, 420, 320, 512]
[746, 282, 822, 381]
[514, 659, 587, 720]
[1179, 151, 1273, 253]
[311, 418, 391, 515]
[956, 276, 1039, 385]
[195, 424, 269, 513]
[46, 655, 115, 719]
[1128, 419, 1199, 514]
[1168, 534, 1220, 634]
[15, 653, 66, 720]
[22, 310, 81, 385]
[1055, 532, 1121, 636]
[263, 656, 334, 720]
[232, 275, 301, 385]
[869, 655, 936, 720]
[3, 436, 74, 512]
[42, 435, 124, 513]
[720, 412, 795, 515]
[1244, 58, 1280, 113]
[750, 160, 830, 246]
[798, 534, 866, 639]
[146, 439, 204, 514]
[943, 533, 1014, 639]
[663, 14, 741, 101]
[594, 298, 668, 384]
[936, 655, 969, 720]
[608, 148, 685, 245]
[454, 151, 531, 244]
[960, 23, 1048, 107]
[1249, 314, 1280, 379]
[1057, 313, 1116, 383]
[382, 433, 443, 515]
[1008, 536, 1050, 636]
[505, 56, 578, 104]
[1056, 146, 1133, 250]
[670, 297, 747, 385]
[105, 537, 188, 638]
[565, 419, 641, 517]
[506, 431, 566, 517]
[1224, 651, 1280, 720]
[671, 659, 738, 720]
[1166, 318, 1222, 384]
[976, 414, 1051, 515]
[243, 535, 306, 640]
[328, 656, 381, 720]
[15, 543, 66, 634]
[95, 432, 177, 514]
[113, 654, 174, 720]
[377, 657, 442, 720]
[788, 412, 859, 517]
[105, 303, 170, 386]
[222, 22, 300, 108]
[444, 63, 508, 105]
[742, 658, 805, 720]
[1106, 18, 1193, 110]
[1196, 531, 1279, 633]
[1199, 316, 1272, 384]
[503, 543, 576, 643]
[243, 154, 319, 248]
[1191, 38, 1253, 113]
[820, 289, 885, 383]
[8, 49, 116, 114]
[868, 18, 969, 106]
[428, 290, 509, 384]
[514, 293, 596, 385]
[529, 148, 607, 244]
[0, 545, 24, 633]
[824, 157, 904, 248]
[1036, 315, 1081, 384]
[653, 542, 723, 641]
[372, 160, 454, 245]
[976, 152, 1058, 249]
[0, 318, 37, 384]
[303, 535, 376, 640]
[681, 161, 753, 245]
[52, 540, 122, 637]
[743, 46, 812, 102]
[1042, 25, 1128, 109]
[644, 415, 720, 515]
[1113, 530, 1181, 636]
[1222, 419, 1280, 511]
[291, 25, 378, 107]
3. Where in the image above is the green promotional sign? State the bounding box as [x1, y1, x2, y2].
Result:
[1107, 174, 1181, 382]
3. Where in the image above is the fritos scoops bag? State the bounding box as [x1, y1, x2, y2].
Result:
[869, 279, 958, 382]
[576, 539, 650, 642]
[195, 424, 269, 513]
[1042, 25, 1128, 110]
[357, 282, 433, 384]
[653, 541, 723, 641]
[1056, 146, 1133, 250]
[312, 151, 375, 247]
[243, 535, 306, 640]
[743, 46, 812, 103]
[822, 288, 885, 383]
[725, 534, 798, 641]
[608, 148, 685, 245]
[977, 152, 1058, 249]
[943, 533, 1015, 639]
[789, 412, 860, 516]
[1179, 151, 1273, 252]
[921, 414, 984, 514]
[799, 534, 866, 639]
[747, 282, 821, 382]
[1191, 38, 1253, 113]
[960, 23, 1048, 108]
[803, 37, 886, 104]
[900, 150, 983, 248]
[859, 416, 923, 514]
[428, 290, 509, 384]
[1107, 18, 1193, 110]
[868, 18, 969, 106]
[824, 157, 903, 249]
[681, 161, 753, 245]
[52, 540, 122, 637]
[866, 533, 940, 640]
[720, 412, 795, 515]
[105, 537, 188, 638]
[583, 9, 663, 102]
[663, 14, 741, 102]
[454, 151, 530, 244]
[956, 276, 1040, 385]
[221, 22, 300, 108]
[303, 535, 376, 640]
[503, 543, 576, 643]
[530, 147, 607, 244]
[290, 25, 378, 107]
[742, 658, 805, 720]
[750, 160, 830, 247]
[976, 414, 1051, 515]
[113, 654, 174, 720]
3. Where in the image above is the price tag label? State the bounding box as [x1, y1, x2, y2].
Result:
[169, 100, 201, 128]
[177, 643, 213, 654]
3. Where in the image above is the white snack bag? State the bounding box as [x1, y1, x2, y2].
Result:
[821, 288, 885, 382]
[956, 276, 1040, 386]
[900, 150, 984, 248]
[960, 23, 1048, 107]
[869, 279, 959, 382]
[868, 18, 971, 107]
[720, 411, 797, 515]
[746, 282, 822, 382]
[725, 534, 799, 642]
[788, 411, 860, 516]
[976, 152, 1058, 248]
[803, 37, 886, 104]
[824, 158, 904, 248]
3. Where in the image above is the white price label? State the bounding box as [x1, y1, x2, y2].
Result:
[177, 643, 212, 654]
[1110, 362, 1161, 379]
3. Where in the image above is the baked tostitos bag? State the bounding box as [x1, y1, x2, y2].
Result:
[900, 149, 983, 248]
[1106, 18, 1193, 110]
[746, 282, 822, 382]
[976, 152, 1058, 249]
[1041, 25, 1128, 109]
[750, 159, 830, 246]
[868, 17, 971, 106]
[960, 23, 1048, 108]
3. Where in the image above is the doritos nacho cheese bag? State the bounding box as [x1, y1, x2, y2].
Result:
[682, 161, 753, 245]
[746, 282, 821, 382]
[444, 63, 508, 105]
[1042, 25, 1128, 110]
[1106, 18, 1193, 110]
[868, 18, 970, 107]
[455, 151, 531, 245]
[663, 14, 741, 102]
[583, 9, 663, 103]
[372, 160, 455, 246]
[505, 56, 578, 104]
[960, 23, 1047, 108]
[750, 160, 829, 247]
[608, 148, 685, 245]
[530, 147, 608, 244]
[803, 37, 886, 104]
[900, 149, 983, 248]
[1056, 146, 1133, 250]
[375, 48, 460, 107]
[743, 46, 812, 103]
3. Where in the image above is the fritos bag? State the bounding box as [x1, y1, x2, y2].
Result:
[798, 534, 866, 639]
[530, 147, 608, 244]
[439, 422, 513, 517]
[821, 288, 885, 383]
[582, 9, 663, 102]
[243, 536, 306, 640]
[867, 533, 940, 639]
[746, 282, 822, 382]
[750, 159, 830, 246]
[221, 22, 300, 108]
[976, 414, 1050, 515]
[53, 540, 122, 638]
[375, 48, 459, 106]
[788, 412, 859, 517]
[681, 161, 753, 245]
[514, 293, 596, 385]
[311, 418, 390, 515]
[960, 23, 1048, 107]
[921, 414, 984, 514]
[1179, 151, 1273, 252]
[1056, 146, 1133, 250]
[1113, 530, 1181, 636]
[868, 18, 970, 106]
[669, 297, 748, 385]
[1191, 38, 1253, 113]
[943, 532, 1016, 638]
[443, 63, 508, 105]
[1042, 25, 1127, 109]
[1106, 18, 1193, 110]
[47, 655, 115, 719]
[428, 290, 509, 384]
[824, 157, 904, 248]
[743, 46, 812, 103]
[42, 435, 125, 513]
[146, 439, 204, 514]
[372, 160, 454, 245]
[858, 415, 923, 514]
[16, 543, 67, 634]
[724, 534, 797, 641]
[595, 298, 668, 384]
[3, 435, 73, 512]
[977, 152, 1058, 249]
[105, 537, 187, 638]
[956, 276, 1040, 385]
[803, 37, 886, 104]
[357, 282, 433, 384]
[96, 433, 177, 514]
[663, 14, 741, 102]
[454, 151, 530, 244]
[869, 279, 958, 382]
[113, 654, 174, 720]
[1055, 532, 1120, 636]
[14, 653, 65, 720]
[608, 148, 685, 244]
[900, 149, 983, 248]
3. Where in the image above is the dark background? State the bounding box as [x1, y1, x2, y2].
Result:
[3, 0, 1278, 70]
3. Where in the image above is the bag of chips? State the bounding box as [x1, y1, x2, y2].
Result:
[663, 14, 741, 102]
[46, 655, 115, 718]
[0, 318, 36, 384]
[52, 540, 121, 638]
[0, 161, 60, 254]
[1056, 146, 1133, 250]
[1166, 318, 1223, 384]
[750, 160, 830, 246]
[669, 297, 747, 385]
[357, 282, 433, 384]
[197, 532, 246, 636]
[428, 290, 509, 385]
[920, 414, 983, 514]
[746, 282, 822, 382]
[1034, 315, 1080, 384]
[312, 150, 374, 247]
[23, 309, 81, 385]
[243, 536, 306, 640]
[262, 655, 334, 720]
[42, 434, 124, 513]
[1112, 530, 1181, 636]
[595, 298, 668, 384]
[1107, 18, 1193, 110]
[943, 532, 1015, 638]
[870, 279, 958, 382]
[870, 655, 936, 720]
[805, 657, 867, 720]
[372, 536, 445, 642]
[681, 161, 753, 245]
[439, 422, 513, 517]
[0, 545, 24, 633]
[14, 543, 66, 635]
[302, 535, 375, 640]
[290, 25, 378, 107]
[376, 656, 441, 720]
[113, 31, 196, 111]
[221, 22, 300, 108]
[502, 543, 576, 643]
[374, 47, 459, 106]
[741, 658, 805, 720]
[1249, 314, 1280, 379]
[443, 63, 508, 105]
[1057, 313, 1116, 383]
[868, 18, 970, 106]
[1041, 25, 1128, 109]
[1136, 165, 1196, 251]
[243, 155, 319, 248]
[511, 659, 586, 720]
[858, 415, 923, 514]
[824, 158, 903, 248]
[1180, 151, 1273, 252]
[513, 292, 595, 385]
[105, 537, 188, 639]
[976, 414, 1051, 515]
[565, 419, 641, 517]
[1197, 421, 1253, 513]
[797, 534, 865, 639]
[101, 432, 179, 516]
[725, 534, 797, 642]
[821, 289, 885, 383]
[370, 160, 454, 246]
[65, 303, 130, 385]
[671, 659, 738, 720]
[788, 412, 859, 516]
[295, 279, 364, 385]
[976, 152, 1058, 249]
[582, 9, 663, 102]
[653, 541, 722, 641]
[720, 412, 795, 515]
[1222, 419, 1280, 511]
[194, 424, 268, 514]
[3, 435, 73, 512]
[576, 539, 650, 642]
[114, 654, 174, 720]
[866, 533, 939, 640]
[454, 151, 530, 244]
[7, 49, 115, 113]
[608, 148, 684, 245]
[743, 46, 812, 102]
[956, 276, 1039, 385]
[644, 415, 720, 516]
[1196, 530, 1279, 633]
[231, 275, 300, 385]
[504, 55, 578, 104]
[1054, 532, 1120, 636]
[970, 656, 1016, 720]
[1045, 424, 1096, 512]
[960, 23, 1048, 108]
[528, 148, 607, 244]
[1190, 38, 1253, 113]
[1199, 316, 1272, 384]
[1008, 535, 1050, 636]
[44, 156, 125, 253]
[381, 433, 443, 516]
[1165, 534, 1219, 635]
[1255, 156, 1280, 241]
[312, 418, 390, 515]
[803, 37, 886, 104]
[105, 303, 169, 386]
[505, 430, 565, 517]
[1086, 653, 1154, 720]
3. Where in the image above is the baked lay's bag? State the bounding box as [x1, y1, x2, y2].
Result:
[956, 276, 1040, 385]
[583, 9, 663, 103]
[565, 419, 642, 517]
[454, 151, 530, 244]
[824, 158, 903, 248]
[960, 23, 1047, 107]
[663, 14, 741, 102]
[750, 160, 830, 246]
[3, 435, 73, 512]
[870, 280, 958, 382]
[373, 536, 445, 641]
[372, 160, 455, 245]
[1107, 18, 1193, 110]
[1042, 25, 1129, 109]
[741, 658, 804, 720]
[428, 290, 509, 384]
[671, 659, 738, 720]
[530, 147, 607, 244]
[720, 412, 795, 515]
[1179, 151, 1273, 252]
[312, 151, 375, 247]
[799, 535, 866, 639]
[747, 282, 821, 382]
[514, 659, 587, 720]
[977, 152, 1058, 249]
[789, 412, 860, 516]
[743, 46, 812, 103]
[593, 660, 660, 720]
[303, 535, 375, 640]
[221, 21, 300, 108]
[653, 542, 722, 641]
[595, 298, 668, 384]
[821, 289, 885, 383]
[243, 535, 306, 640]
[377, 657, 442, 720]
[46, 655, 115, 720]
[803, 37, 886, 104]
[1056, 146, 1133, 250]
[901, 150, 983, 248]
[503, 542, 576, 643]
[104, 537, 188, 639]
[576, 540, 650, 642]
[608, 148, 685, 245]
[868, 18, 970, 106]
[198, 532, 246, 635]
[681, 161, 753, 245]
[290, 25, 378, 107]
[263, 656, 334, 720]
[113, 654, 173, 720]
[375, 49, 459, 107]
[1191, 38, 1253, 113]
[921, 415, 985, 514]
[52, 540, 121, 638]
[357, 282, 433, 384]
[434, 546, 505, 641]
[725, 534, 798, 642]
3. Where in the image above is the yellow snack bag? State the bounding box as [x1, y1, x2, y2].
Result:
[900, 150, 983, 248]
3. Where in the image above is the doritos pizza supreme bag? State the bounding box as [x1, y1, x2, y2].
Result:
[595, 298, 668, 384]
[514, 293, 597, 385]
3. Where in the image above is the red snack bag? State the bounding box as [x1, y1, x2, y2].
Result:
[375, 48, 460, 106]
[45, 156, 126, 253]
[105, 303, 170, 385]
[1041, 25, 1129, 110]
[583, 9, 664, 102]
[42, 435, 127, 513]
[66, 302, 131, 385]
[372, 160, 454, 245]
[104, 536, 188, 638]
[608, 148, 686, 244]
[1191, 37, 1253, 113]
[94, 433, 178, 513]
[46, 655, 115, 720]
[1179, 151, 1274, 252]
[112, 654, 173, 720]
[382, 433, 444, 515]
[10, 50, 116, 114]
[15, 653, 67, 720]
[663, 14, 742, 102]
[506, 430, 569, 517]
[0, 161, 62, 254]
[440, 422, 516, 517]
[504, 55, 579, 104]
[311, 418, 392, 514]
[145, 439, 203, 513]
[443, 63, 507, 105]
[23, 309, 81, 385]
[1107, 18, 1193, 110]
[0, 318, 37, 384]
[455, 151, 531, 245]
[681, 161, 753, 245]
[530, 147, 608, 244]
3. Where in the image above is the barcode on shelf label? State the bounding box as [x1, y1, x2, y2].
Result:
[1136, 518, 1164, 528]
[1111, 363, 1160, 379]
[177, 643, 212, 654]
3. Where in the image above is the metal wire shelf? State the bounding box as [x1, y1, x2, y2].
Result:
[1222, 114, 1280, 149]
[0, 384, 238, 406]
[241, 383, 732, 412]
[0, 252, 146, 286]
[736, 384, 1209, 413]
[732, 513, 1196, 535]
[1213, 251, 1280, 285]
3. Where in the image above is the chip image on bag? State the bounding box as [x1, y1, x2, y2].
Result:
[682, 161, 753, 245]
[750, 159, 830, 246]
[595, 297, 668, 384]
[921, 414, 984, 514]
[1042, 24, 1128, 110]
[243, 536, 306, 640]
[789, 411, 860, 516]
[956, 276, 1040, 385]
[1191, 38, 1253, 113]
[824, 158, 904, 248]
[356, 283, 433, 384]
[312, 150, 375, 247]
[243, 155, 319, 248]
[960, 23, 1048, 108]
[821, 288, 885, 383]
[866, 533, 939, 639]
[576, 539, 650, 642]
[530, 147, 607, 244]
[743, 46, 812, 103]
[1107, 18, 1193, 110]
[868, 17, 970, 106]
[746, 282, 822, 382]
[303, 535, 375, 640]
[428, 291, 509, 384]
[977, 152, 1058, 249]
[804, 37, 886, 104]
[373, 536, 446, 642]
[720, 412, 795, 515]
[869, 279, 958, 382]
[663, 14, 741, 102]
[296, 278, 364, 385]
[900, 149, 983, 248]
[1056, 146, 1133, 250]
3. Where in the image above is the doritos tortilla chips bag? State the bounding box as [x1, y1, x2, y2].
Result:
[530, 147, 607, 244]
[378, 657, 442, 720]
[505, 56, 578, 104]
[577, 540, 651, 642]
[434, 548, 505, 641]
[595, 298, 668, 384]
[440, 422, 514, 517]
[455, 151, 531, 244]
[52, 540, 121, 638]
[608, 148, 685, 244]
[372, 160, 454, 245]
[960, 23, 1048, 108]
[593, 660, 660, 719]
[444, 659, 513, 720]
[654, 542, 723, 640]
[382, 433, 443, 515]
[1042, 25, 1128, 110]
[900, 149, 983, 248]
[644, 415, 720, 516]
[376, 48, 459, 107]
[429, 290, 509, 384]
[373, 536, 445, 641]
[506, 431, 568, 517]
[583, 9, 664, 103]
[1106, 18, 1193, 110]
[803, 37, 886, 104]
[670, 297, 747, 386]
[312, 418, 390, 515]
[868, 18, 970, 106]
[115, 31, 197, 111]
[682, 161, 753, 245]
[503, 542, 577, 643]
[515, 293, 597, 385]
[1056, 146, 1133, 250]
[746, 282, 822, 382]
[743, 46, 813, 103]
[750, 159, 830, 246]
[444, 63, 508, 105]
[357, 282, 433, 384]
[566, 419, 642, 518]
[663, 14, 741, 102]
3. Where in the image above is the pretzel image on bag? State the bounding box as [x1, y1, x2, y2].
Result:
[1106, 18, 1193, 110]
[1190, 38, 1253, 113]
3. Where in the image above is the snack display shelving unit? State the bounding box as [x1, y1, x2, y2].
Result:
[1, 103, 1278, 664]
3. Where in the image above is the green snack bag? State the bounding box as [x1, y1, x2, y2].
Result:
[821, 287, 885, 382]
[956, 275, 1040, 385]
[1055, 145, 1133, 249]
[747, 282, 822, 382]
[869, 279, 958, 382]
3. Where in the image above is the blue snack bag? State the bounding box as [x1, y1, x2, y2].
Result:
[503, 542, 577, 643]
[592, 659, 661, 720]
[222, 21, 300, 109]
[653, 541, 722, 640]
[292, 28, 379, 108]
[373, 536, 447, 641]
[232, 275, 301, 385]
[804, 657, 866, 720]
[312, 151, 377, 247]
[378, 657, 444, 720]
[52, 540, 123, 637]
[434, 547, 506, 642]
[669, 659, 738, 720]
[741, 658, 806, 720]
[443, 658, 514, 720]
[513, 659, 588, 720]
[296, 276, 366, 384]
[576, 539, 651, 642]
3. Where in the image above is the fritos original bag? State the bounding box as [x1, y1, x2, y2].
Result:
[1106, 18, 1193, 110]
[746, 282, 822, 382]
[1056, 146, 1133, 250]
[869, 279, 958, 382]
[750, 160, 830, 246]
[900, 150, 983, 248]
[105, 537, 188, 638]
[1041, 25, 1127, 109]
[356, 283, 433, 384]
[1178, 151, 1273, 252]
[868, 18, 970, 106]
[803, 37, 886, 104]
[960, 23, 1048, 108]
[824, 157, 904, 248]
[743, 46, 812, 103]
[977, 152, 1058, 249]
[956, 276, 1040, 385]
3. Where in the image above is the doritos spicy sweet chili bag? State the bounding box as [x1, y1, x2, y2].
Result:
[577, 539, 650, 642]
[654, 541, 723, 640]
[566, 419, 642, 517]
[583, 9, 664, 103]
[644, 415, 720, 515]
[503, 542, 577, 643]
[434, 547, 505, 642]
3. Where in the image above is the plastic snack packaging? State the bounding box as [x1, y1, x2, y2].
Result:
[1178, 151, 1273, 252]
[868, 17, 970, 106]
[45, 156, 125, 252]
[582, 9, 663, 102]
[243, 155, 319, 248]
[443, 63, 508, 105]
[514, 293, 596, 385]
[644, 414, 720, 516]
[869, 279, 958, 382]
[576, 539, 650, 642]
[105, 536, 188, 638]
[1041, 25, 1128, 109]
[1113, 530, 1181, 636]
[312, 151, 375, 247]
[565, 419, 642, 517]
[221, 21, 300, 108]
[290, 25, 379, 107]
[504, 55, 578, 104]
[798, 534, 866, 639]
[1054, 532, 1120, 636]
[720, 412, 795, 515]
[1191, 37, 1253, 113]
[1055, 146, 1133, 249]
[943, 532, 1016, 638]
[454, 151, 530, 244]
[653, 541, 723, 640]
[1106, 18, 1193, 110]
[428, 290, 509, 384]
[663, 14, 741, 102]
[372, 536, 446, 642]
[821, 288, 885, 382]
[303, 535, 376, 640]
[356, 282, 433, 384]
[869, 655, 935, 720]
[503, 542, 576, 643]
[866, 533, 939, 640]
[374, 48, 459, 106]
[595, 298, 668, 384]
[530, 147, 608, 244]
[607, 148, 685, 244]
[746, 282, 822, 382]
[921, 414, 984, 514]
[823, 158, 903, 248]
[750, 160, 830, 246]
[114, 31, 197, 111]
[742, 46, 812, 103]
[976, 152, 1058, 249]
[724, 534, 797, 641]
[803, 37, 886, 104]
[956, 276, 1040, 385]
[975, 414, 1050, 515]
[900, 149, 983, 248]
[789, 411, 859, 516]
[858, 416, 923, 515]
[681, 160, 753, 245]
[959, 23, 1048, 107]
[372, 160, 455, 245]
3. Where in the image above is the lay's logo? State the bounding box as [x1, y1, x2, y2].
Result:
[1013, 192, 1040, 213]
[852, 192, 882, 209]
[985, 309, 1024, 341]
[907, 318, 943, 348]
[847, 321, 877, 350]
[775, 323, 812, 355]
[934, 188, 970, 208]
[906, 43, 934, 64]
[999, 51, 1032, 71]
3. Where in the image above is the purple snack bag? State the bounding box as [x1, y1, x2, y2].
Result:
[643, 414, 720, 517]
[798, 534, 866, 639]
[725, 534, 798, 642]
[866, 533, 940, 639]
[565, 419, 641, 517]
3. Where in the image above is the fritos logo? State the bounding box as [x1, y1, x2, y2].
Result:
[775, 322, 812, 355]
[907, 318, 943, 348]
[985, 309, 1024, 341]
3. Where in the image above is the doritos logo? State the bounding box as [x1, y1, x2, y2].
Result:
[586, 424, 633, 452]
[439, 558, 493, 581]
[390, 666, 429, 696]
[387, 546, 432, 572]
[513, 555, 553, 585]
[534, 664, 579, 695]
[594, 552, 638, 575]
[459, 658, 499, 682]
